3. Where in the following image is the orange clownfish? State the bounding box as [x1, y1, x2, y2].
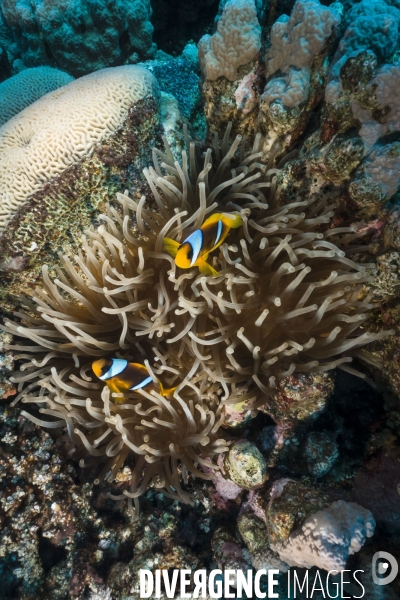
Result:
[92, 358, 177, 398]
[163, 212, 243, 276]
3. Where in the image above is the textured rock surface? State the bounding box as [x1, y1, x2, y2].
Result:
[349, 141, 400, 216]
[223, 440, 268, 489]
[0, 329, 14, 399]
[305, 431, 339, 477]
[211, 526, 252, 582]
[366, 300, 400, 398]
[0, 400, 218, 599]
[0, 0, 155, 76]
[237, 511, 288, 571]
[200, 57, 264, 139]
[139, 50, 205, 137]
[263, 371, 335, 425]
[265, 479, 335, 544]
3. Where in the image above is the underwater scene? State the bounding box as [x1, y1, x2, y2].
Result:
[0, 0, 400, 598]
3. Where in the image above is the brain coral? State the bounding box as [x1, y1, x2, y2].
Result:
[0, 65, 159, 234]
[198, 0, 261, 81]
[0, 66, 74, 127]
[3, 126, 392, 516]
[1, 0, 155, 76]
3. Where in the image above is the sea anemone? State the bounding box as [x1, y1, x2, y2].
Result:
[2, 125, 392, 516]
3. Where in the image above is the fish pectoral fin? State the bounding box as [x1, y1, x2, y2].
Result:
[163, 237, 180, 258]
[198, 259, 218, 277]
[106, 380, 122, 395]
[161, 385, 178, 397]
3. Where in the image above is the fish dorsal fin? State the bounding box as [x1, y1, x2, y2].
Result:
[163, 237, 180, 258]
[202, 212, 223, 226]
[222, 212, 243, 228]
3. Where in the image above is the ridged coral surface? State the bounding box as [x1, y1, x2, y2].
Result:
[0, 66, 158, 234]
[0, 66, 74, 127]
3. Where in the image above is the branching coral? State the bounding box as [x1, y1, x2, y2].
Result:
[2, 125, 392, 516]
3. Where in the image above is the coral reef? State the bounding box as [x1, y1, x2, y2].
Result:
[0, 66, 161, 313]
[0, 330, 14, 399]
[139, 48, 205, 137]
[0, 120, 392, 534]
[198, 0, 263, 137]
[0, 66, 73, 126]
[200, 57, 264, 139]
[304, 430, 339, 477]
[260, 0, 341, 148]
[264, 371, 334, 425]
[266, 479, 334, 544]
[0, 65, 158, 234]
[0, 399, 218, 599]
[326, 1, 400, 133]
[211, 526, 252, 582]
[198, 0, 261, 81]
[237, 511, 288, 571]
[0, 0, 400, 593]
[0, 0, 155, 76]
[349, 141, 400, 217]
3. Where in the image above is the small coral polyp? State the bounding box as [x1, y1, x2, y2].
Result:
[3, 126, 392, 515]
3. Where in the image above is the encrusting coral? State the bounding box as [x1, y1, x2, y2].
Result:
[1, 125, 393, 517]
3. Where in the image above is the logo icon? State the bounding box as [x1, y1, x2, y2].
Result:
[372, 552, 398, 586]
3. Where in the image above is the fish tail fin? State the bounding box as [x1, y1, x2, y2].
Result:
[163, 237, 180, 258]
[198, 259, 218, 277]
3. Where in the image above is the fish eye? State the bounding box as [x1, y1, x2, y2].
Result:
[186, 246, 193, 260]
